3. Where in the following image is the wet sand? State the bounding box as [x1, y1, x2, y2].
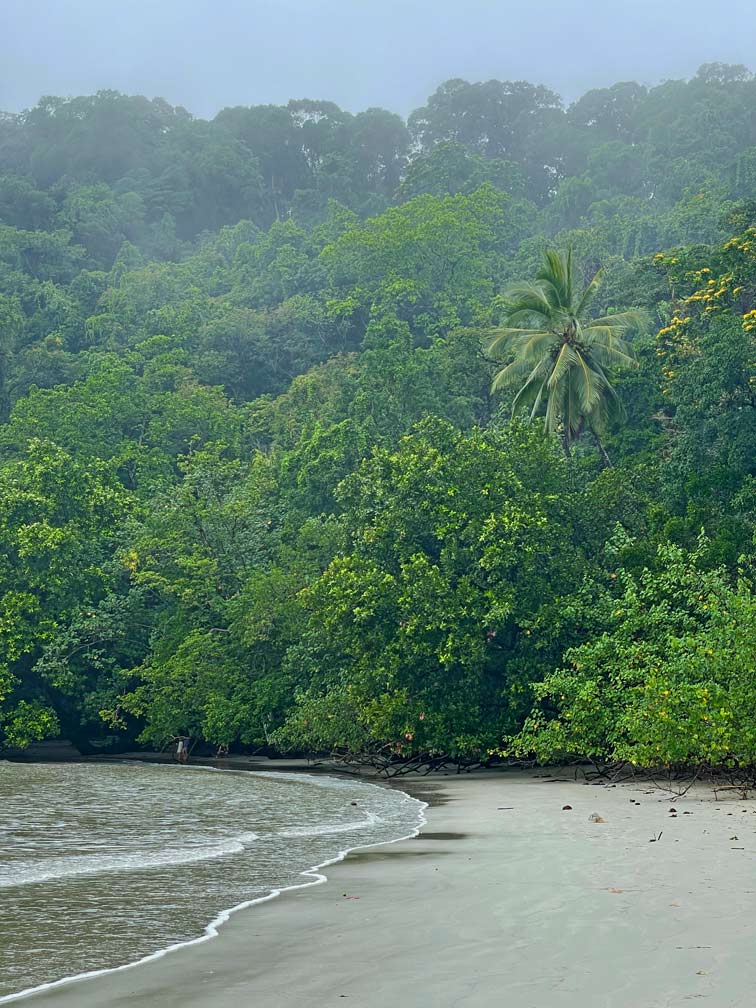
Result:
[16, 770, 756, 1008]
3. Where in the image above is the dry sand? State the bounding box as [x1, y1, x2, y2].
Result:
[17, 770, 756, 1007]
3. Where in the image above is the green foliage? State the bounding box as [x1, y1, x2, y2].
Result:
[396, 142, 526, 201]
[0, 440, 127, 748]
[276, 420, 585, 758]
[514, 542, 756, 769]
[320, 187, 529, 338]
[0, 69, 754, 768]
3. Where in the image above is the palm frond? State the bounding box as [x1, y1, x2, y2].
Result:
[547, 342, 578, 391]
[584, 360, 624, 431]
[486, 327, 553, 358]
[544, 381, 560, 433]
[588, 309, 648, 334]
[513, 372, 549, 415]
[500, 281, 555, 320]
[582, 325, 636, 350]
[493, 352, 551, 395]
[538, 248, 574, 309]
[563, 377, 585, 441]
[571, 351, 608, 415]
[517, 330, 560, 361]
[528, 374, 549, 420]
[490, 357, 537, 392]
[586, 340, 638, 370]
[501, 308, 553, 330]
[511, 358, 552, 417]
[574, 267, 604, 316]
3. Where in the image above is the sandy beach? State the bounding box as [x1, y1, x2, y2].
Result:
[15, 769, 756, 1008]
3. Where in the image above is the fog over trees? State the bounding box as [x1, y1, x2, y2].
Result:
[4, 0, 756, 114]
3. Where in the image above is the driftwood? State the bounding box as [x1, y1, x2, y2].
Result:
[565, 760, 756, 798]
[326, 745, 491, 778]
[712, 784, 751, 801]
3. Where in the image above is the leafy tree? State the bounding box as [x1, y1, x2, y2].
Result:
[321, 186, 530, 340]
[408, 78, 563, 200]
[0, 440, 128, 749]
[567, 82, 647, 142]
[0, 175, 56, 230]
[396, 141, 526, 201]
[514, 540, 756, 769]
[277, 419, 585, 758]
[59, 184, 146, 267]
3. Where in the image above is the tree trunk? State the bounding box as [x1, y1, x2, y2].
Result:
[591, 429, 612, 468]
[561, 432, 572, 459]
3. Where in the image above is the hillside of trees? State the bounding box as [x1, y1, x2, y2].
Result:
[0, 63, 754, 771]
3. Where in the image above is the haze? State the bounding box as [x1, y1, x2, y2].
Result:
[2, 0, 756, 116]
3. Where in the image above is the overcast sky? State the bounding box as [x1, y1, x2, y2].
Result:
[3, 0, 756, 118]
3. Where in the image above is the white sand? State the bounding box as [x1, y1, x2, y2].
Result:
[17, 770, 756, 1007]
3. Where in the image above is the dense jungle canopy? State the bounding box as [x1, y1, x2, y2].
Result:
[0, 64, 754, 769]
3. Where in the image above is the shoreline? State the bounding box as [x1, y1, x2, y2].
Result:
[10, 767, 756, 1007]
[0, 762, 427, 1006]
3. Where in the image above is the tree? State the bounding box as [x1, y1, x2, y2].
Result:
[514, 540, 756, 770]
[0, 439, 128, 750]
[395, 141, 526, 202]
[275, 419, 584, 760]
[320, 186, 531, 340]
[695, 63, 754, 86]
[567, 82, 647, 142]
[407, 78, 563, 200]
[488, 248, 645, 461]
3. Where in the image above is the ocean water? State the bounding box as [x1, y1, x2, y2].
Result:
[0, 760, 425, 1001]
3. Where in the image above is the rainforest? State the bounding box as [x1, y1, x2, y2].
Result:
[1, 65, 754, 771]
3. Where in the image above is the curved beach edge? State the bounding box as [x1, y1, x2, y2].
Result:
[0, 767, 427, 1005]
[11, 768, 755, 1008]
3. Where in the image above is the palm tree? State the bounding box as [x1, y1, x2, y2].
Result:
[487, 249, 645, 463]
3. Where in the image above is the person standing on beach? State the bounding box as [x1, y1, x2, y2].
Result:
[175, 737, 190, 763]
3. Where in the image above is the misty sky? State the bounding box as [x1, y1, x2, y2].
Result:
[3, 0, 756, 118]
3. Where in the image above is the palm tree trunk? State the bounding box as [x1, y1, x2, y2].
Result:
[561, 432, 571, 459]
[591, 429, 611, 468]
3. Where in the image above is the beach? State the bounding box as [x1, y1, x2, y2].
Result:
[16, 768, 756, 1008]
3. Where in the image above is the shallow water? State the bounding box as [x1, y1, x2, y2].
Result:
[0, 761, 424, 999]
